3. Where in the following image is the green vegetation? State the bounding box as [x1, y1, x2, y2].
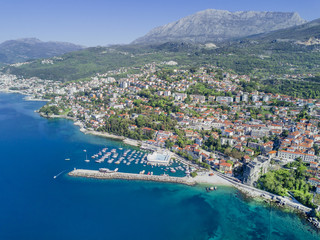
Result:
[257, 160, 316, 208]
[296, 109, 311, 121]
[270, 99, 295, 107]
[248, 18, 320, 42]
[314, 194, 320, 206]
[190, 171, 198, 178]
[96, 111, 177, 141]
[260, 78, 320, 99]
[3, 40, 320, 83]
[39, 105, 60, 115]
[137, 91, 181, 113]
[203, 135, 243, 159]
[186, 83, 227, 97]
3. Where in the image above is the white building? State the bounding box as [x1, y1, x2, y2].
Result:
[147, 151, 171, 165]
[277, 150, 317, 163]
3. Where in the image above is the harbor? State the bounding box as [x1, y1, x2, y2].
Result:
[68, 169, 196, 186]
[77, 145, 194, 177]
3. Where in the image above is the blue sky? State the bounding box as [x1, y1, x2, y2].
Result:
[0, 0, 319, 46]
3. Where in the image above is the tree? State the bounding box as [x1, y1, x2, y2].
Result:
[314, 144, 319, 155]
[234, 112, 239, 120]
[281, 130, 289, 138]
[230, 149, 242, 159]
[224, 147, 232, 156]
[165, 139, 174, 149]
[226, 160, 234, 166]
[135, 116, 145, 127]
[190, 171, 198, 178]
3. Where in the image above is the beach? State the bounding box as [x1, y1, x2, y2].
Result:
[80, 129, 126, 141]
[193, 172, 233, 186]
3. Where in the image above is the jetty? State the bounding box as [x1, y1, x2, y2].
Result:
[68, 169, 196, 186]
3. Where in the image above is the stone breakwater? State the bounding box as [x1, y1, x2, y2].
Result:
[69, 169, 196, 186]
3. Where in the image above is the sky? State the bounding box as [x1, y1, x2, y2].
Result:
[0, 0, 319, 46]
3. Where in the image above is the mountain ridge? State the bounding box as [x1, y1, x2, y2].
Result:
[133, 9, 307, 44]
[244, 18, 320, 42]
[0, 38, 84, 64]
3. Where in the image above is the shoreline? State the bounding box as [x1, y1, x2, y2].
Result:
[0, 89, 49, 102]
[80, 128, 126, 141]
[80, 128, 142, 147]
[42, 113, 139, 145]
[213, 171, 318, 228]
[73, 119, 141, 145]
[67, 168, 309, 214]
[37, 103, 318, 215]
[193, 171, 233, 186]
[39, 112, 76, 120]
[7, 91, 319, 229]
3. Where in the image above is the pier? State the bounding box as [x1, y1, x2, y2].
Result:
[68, 169, 196, 186]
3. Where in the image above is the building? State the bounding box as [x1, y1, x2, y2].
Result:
[245, 148, 254, 156]
[310, 161, 318, 169]
[147, 151, 171, 165]
[242, 93, 249, 102]
[174, 93, 187, 101]
[252, 95, 259, 102]
[216, 96, 233, 103]
[219, 162, 232, 172]
[308, 178, 320, 187]
[263, 95, 270, 102]
[119, 80, 129, 88]
[190, 95, 206, 103]
[164, 91, 171, 97]
[243, 156, 270, 186]
[277, 150, 317, 163]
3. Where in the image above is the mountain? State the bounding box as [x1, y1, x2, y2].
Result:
[133, 9, 307, 44]
[0, 38, 84, 64]
[4, 38, 320, 83]
[246, 18, 320, 42]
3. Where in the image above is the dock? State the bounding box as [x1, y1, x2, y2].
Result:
[69, 169, 196, 186]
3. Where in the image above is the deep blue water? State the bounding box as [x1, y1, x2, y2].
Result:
[0, 93, 319, 240]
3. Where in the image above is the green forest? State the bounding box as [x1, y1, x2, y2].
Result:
[260, 79, 320, 99]
[257, 160, 316, 208]
[3, 40, 320, 82]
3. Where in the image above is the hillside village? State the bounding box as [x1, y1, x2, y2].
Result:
[1, 62, 320, 208]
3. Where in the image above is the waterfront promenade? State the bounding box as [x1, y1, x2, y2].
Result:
[214, 171, 312, 213]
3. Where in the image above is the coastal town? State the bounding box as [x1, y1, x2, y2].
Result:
[1, 61, 320, 224]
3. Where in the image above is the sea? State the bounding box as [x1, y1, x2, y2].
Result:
[0, 92, 319, 240]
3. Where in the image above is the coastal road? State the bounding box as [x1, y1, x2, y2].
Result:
[214, 171, 312, 213]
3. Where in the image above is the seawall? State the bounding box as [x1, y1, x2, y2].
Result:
[68, 169, 196, 186]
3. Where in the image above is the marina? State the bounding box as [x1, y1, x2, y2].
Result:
[76, 146, 192, 178]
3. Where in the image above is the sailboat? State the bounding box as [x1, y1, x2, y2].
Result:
[84, 149, 90, 162]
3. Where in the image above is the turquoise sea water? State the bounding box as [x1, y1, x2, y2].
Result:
[0, 93, 319, 240]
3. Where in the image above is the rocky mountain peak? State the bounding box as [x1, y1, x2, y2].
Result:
[133, 9, 307, 44]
